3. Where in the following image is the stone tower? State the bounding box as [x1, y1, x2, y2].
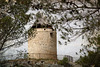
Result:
[28, 21, 57, 59]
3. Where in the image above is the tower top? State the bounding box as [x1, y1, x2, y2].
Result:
[32, 19, 52, 29]
[32, 11, 52, 29]
[32, 22, 52, 29]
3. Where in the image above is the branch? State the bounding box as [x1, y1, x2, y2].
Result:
[1, 39, 27, 51]
[32, 1, 100, 11]
[49, 6, 100, 11]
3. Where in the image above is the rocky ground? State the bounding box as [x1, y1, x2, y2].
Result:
[0, 59, 82, 67]
[0, 59, 64, 67]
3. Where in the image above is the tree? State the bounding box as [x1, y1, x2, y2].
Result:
[29, 0, 100, 66]
[0, 0, 100, 66]
[58, 57, 72, 67]
[0, 0, 32, 51]
[29, 0, 100, 45]
[76, 47, 100, 67]
[75, 35, 100, 67]
[0, 0, 100, 53]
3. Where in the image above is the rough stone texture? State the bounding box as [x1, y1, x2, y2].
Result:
[28, 28, 57, 59]
[0, 59, 64, 67]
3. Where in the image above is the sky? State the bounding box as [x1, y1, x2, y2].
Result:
[3, 31, 89, 61]
[2, 8, 90, 62]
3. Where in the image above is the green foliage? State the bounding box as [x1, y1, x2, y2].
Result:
[58, 41, 62, 45]
[0, 0, 7, 7]
[16, 0, 32, 5]
[58, 57, 73, 67]
[36, 12, 42, 18]
[85, 0, 90, 2]
[28, 28, 37, 39]
[0, 0, 32, 51]
[24, 53, 28, 59]
[58, 57, 68, 65]
[88, 34, 100, 47]
[96, 35, 100, 45]
[0, 16, 12, 22]
[76, 49, 100, 67]
[98, 0, 100, 6]
[61, 0, 66, 3]
[0, 0, 100, 53]
[61, 35, 66, 40]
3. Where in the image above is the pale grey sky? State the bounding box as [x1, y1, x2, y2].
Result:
[3, 8, 90, 61]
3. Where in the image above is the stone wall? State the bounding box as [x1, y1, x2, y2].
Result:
[28, 28, 57, 59]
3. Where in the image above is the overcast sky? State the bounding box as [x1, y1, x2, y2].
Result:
[3, 31, 89, 61]
[3, 9, 90, 61]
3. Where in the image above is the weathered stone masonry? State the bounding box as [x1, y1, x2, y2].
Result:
[28, 28, 57, 59]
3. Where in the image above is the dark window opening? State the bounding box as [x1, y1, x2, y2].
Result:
[50, 32, 53, 37]
[32, 24, 53, 29]
[41, 61, 44, 64]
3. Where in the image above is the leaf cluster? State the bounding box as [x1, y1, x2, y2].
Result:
[0, 0, 32, 51]
[76, 49, 100, 67]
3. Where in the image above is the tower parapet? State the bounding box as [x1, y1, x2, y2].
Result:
[28, 21, 57, 59]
